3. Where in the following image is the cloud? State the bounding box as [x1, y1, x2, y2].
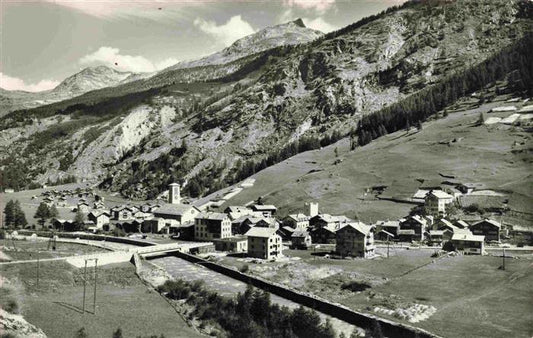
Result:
[303, 17, 337, 33]
[45, 0, 202, 20]
[283, 0, 336, 13]
[0, 73, 59, 92]
[194, 15, 255, 47]
[79, 47, 179, 73]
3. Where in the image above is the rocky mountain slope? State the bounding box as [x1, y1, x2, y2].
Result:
[165, 19, 322, 71]
[1, 0, 532, 200]
[0, 66, 147, 116]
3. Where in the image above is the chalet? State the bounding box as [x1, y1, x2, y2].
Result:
[291, 230, 312, 249]
[143, 217, 168, 233]
[309, 214, 350, 231]
[398, 229, 416, 242]
[310, 225, 337, 244]
[282, 214, 310, 231]
[375, 229, 395, 241]
[245, 227, 282, 260]
[77, 202, 91, 213]
[224, 206, 258, 220]
[470, 219, 501, 242]
[132, 210, 152, 221]
[233, 217, 277, 235]
[374, 220, 400, 238]
[450, 233, 485, 255]
[426, 230, 445, 246]
[424, 190, 454, 217]
[142, 218, 195, 239]
[87, 210, 110, 229]
[277, 226, 295, 241]
[140, 203, 161, 213]
[251, 205, 277, 217]
[336, 222, 375, 258]
[194, 212, 232, 241]
[412, 189, 430, 203]
[115, 220, 142, 233]
[57, 196, 68, 207]
[399, 215, 427, 241]
[255, 218, 280, 229]
[212, 236, 248, 253]
[153, 204, 200, 225]
[93, 201, 106, 209]
[111, 205, 139, 221]
[457, 183, 485, 195]
[52, 219, 74, 231]
[433, 218, 454, 231]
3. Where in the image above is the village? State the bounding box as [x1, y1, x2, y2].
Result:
[3, 176, 528, 261]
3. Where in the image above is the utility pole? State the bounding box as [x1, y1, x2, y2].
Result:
[502, 247, 506, 271]
[93, 259, 98, 315]
[82, 260, 87, 314]
[37, 251, 40, 286]
[81, 258, 98, 314]
[387, 235, 390, 258]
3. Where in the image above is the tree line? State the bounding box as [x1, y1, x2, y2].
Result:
[356, 33, 533, 147]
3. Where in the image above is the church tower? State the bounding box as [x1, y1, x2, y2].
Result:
[168, 183, 181, 204]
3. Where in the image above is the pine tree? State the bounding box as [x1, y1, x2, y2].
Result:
[3, 200, 15, 227]
[74, 210, 86, 230]
[34, 203, 50, 226]
[13, 200, 27, 228]
[49, 204, 59, 220]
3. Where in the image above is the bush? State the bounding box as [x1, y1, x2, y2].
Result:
[443, 241, 455, 252]
[112, 228, 126, 237]
[239, 264, 249, 273]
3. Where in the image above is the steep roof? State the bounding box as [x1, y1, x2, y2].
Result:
[195, 212, 228, 221]
[455, 220, 470, 228]
[154, 203, 199, 216]
[472, 219, 501, 229]
[451, 233, 485, 242]
[438, 219, 454, 228]
[224, 206, 250, 213]
[292, 230, 309, 238]
[338, 222, 373, 235]
[427, 190, 453, 199]
[285, 213, 310, 222]
[245, 227, 278, 238]
[251, 204, 277, 211]
[89, 210, 110, 218]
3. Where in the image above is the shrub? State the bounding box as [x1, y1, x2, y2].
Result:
[239, 264, 249, 273]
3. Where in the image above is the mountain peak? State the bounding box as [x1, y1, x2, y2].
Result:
[292, 18, 306, 28]
[52, 65, 134, 95]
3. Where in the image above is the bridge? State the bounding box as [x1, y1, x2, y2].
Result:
[65, 241, 213, 268]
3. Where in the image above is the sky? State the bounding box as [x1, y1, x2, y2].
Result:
[0, 0, 404, 92]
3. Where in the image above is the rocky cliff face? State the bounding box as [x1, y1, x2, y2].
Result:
[1, 0, 531, 198]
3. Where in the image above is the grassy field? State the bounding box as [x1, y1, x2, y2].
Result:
[1, 239, 107, 261]
[216, 248, 533, 338]
[0, 261, 202, 338]
[219, 99, 532, 224]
